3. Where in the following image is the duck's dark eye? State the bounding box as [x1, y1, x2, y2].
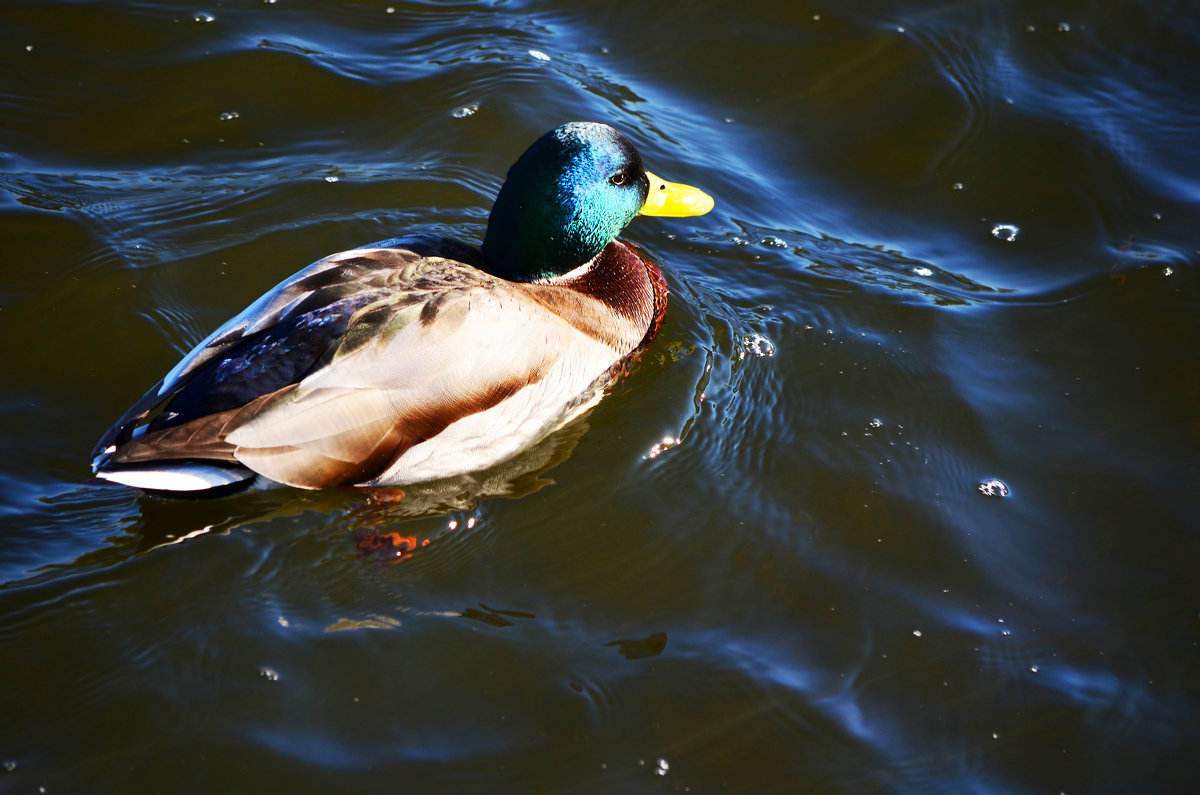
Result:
[609, 172, 628, 186]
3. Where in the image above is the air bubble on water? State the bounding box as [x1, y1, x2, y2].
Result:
[452, 104, 479, 118]
[1163, 267, 1173, 276]
[742, 332, 776, 357]
[528, 49, 551, 61]
[655, 758, 669, 776]
[952, 182, 963, 191]
[761, 236, 786, 248]
[977, 478, 1010, 497]
[218, 111, 239, 122]
[913, 629, 923, 637]
[913, 266, 933, 277]
[259, 666, 280, 682]
[1025, 24, 1036, 32]
[324, 175, 339, 183]
[1056, 22, 1071, 32]
[194, 12, 215, 23]
[991, 223, 1019, 243]
[3, 760, 16, 772]
[1030, 665, 1040, 673]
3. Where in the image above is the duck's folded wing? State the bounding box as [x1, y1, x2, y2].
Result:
[98, 266, 617, 490]
[93, 245, 406, 460]
[158, 235, 487, 395]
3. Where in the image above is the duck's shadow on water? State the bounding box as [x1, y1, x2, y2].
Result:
[54, 416, 595, 573]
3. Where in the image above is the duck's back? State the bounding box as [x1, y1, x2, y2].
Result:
[92, 235, 664, 493]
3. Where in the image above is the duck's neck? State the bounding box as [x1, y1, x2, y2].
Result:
[542, 241, 669, 349]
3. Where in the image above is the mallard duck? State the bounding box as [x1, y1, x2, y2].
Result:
[91, 122, 713, 495]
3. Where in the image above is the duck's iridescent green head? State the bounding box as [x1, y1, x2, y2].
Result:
[481, 122, 713, 281]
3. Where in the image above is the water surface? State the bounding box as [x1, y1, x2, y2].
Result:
[1, 0, 1197, 791]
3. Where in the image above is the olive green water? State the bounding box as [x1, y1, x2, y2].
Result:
[1, 0, 1197, 792]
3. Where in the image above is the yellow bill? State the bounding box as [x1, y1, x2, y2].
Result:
[640, 170, 715, 217]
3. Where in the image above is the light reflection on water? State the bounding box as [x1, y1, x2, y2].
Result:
[1, 0, 1198, 791]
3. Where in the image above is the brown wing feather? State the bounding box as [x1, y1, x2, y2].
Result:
[234, 364, 548, 489]
[107, 356, 550, 490]
[235, 422, 413, 489]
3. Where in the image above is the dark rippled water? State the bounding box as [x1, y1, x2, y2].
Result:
[2, 0, 1197, 791]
